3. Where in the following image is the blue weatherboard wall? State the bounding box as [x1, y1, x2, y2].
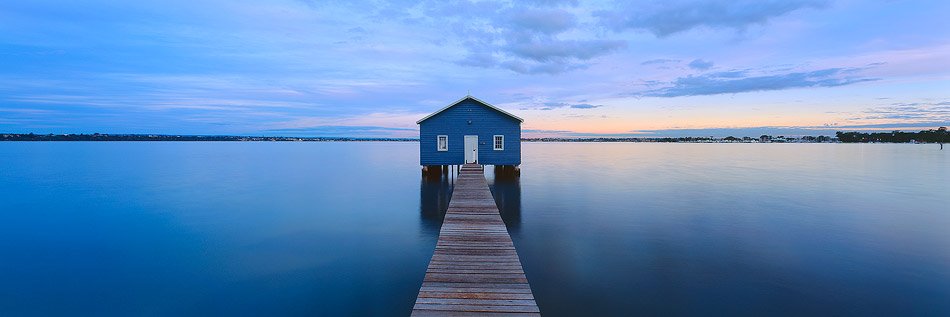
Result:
[419, 97, 521, 166]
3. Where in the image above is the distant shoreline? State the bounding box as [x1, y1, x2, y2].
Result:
[2, 130, 946, 144]
[0, 133, 415, 142]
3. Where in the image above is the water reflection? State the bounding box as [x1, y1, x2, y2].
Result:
[420, 166, 523, 231]
[0, 142, 435, 316]
[489, 166, 522, 229]
[513, 143, 950, 316]
[6, 142, 945, 315]
[419, 171, 454, 233]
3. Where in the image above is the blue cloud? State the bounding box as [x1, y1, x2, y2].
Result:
[456, 52, 497, 68]
[2, 0, 946, 137]
[504, 39, 627, 63]
[503, 7, 577, 35]
[621, 124, 948, 138]
[520, 102, 602, 110]
[858, 102, 950, 121]
[530, 121, 950, 138]
[706, 70, 747, 78]
[688, 59, 714, 70]
[264, 125, 417, 137]
[595, 0, 828, 37]
[830, 122, 950, 129]
[641, 58, 680, 65]
[266, 126, 416, 132]
[422, 2, 628, 74]
[498, 59, 590, 74]
[519, 0, 578, 7]
[522, 128, 571, 133]
[642, 67, 877, 97]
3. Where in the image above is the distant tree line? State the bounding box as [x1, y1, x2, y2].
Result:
[835, 127, 947, 143]
[5, 129, 947, 144]
[659, 136, 716, 142]
[0, 133, 416, 142]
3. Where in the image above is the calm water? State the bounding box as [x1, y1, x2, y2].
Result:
[1, 142, 947, 315]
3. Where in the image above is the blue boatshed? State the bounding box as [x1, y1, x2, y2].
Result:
[417, 95, 523, 168]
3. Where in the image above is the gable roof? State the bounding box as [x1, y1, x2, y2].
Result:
[416, 95, 524, 124]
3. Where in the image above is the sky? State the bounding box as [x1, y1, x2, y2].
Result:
[1, 0, 949, 138]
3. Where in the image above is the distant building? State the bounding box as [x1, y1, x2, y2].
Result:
[417, 95, 522, 167]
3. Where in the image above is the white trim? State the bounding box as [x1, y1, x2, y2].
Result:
[437, 135, 448, 151]
[416, 95, 524, 124]
[493, 135, 504, 150]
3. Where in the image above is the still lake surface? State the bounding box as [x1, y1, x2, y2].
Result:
[1, 142, 948, 315]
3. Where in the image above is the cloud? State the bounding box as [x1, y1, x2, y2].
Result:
[263, 125, 417, 137]
[529, 121, 950, 138]
[641, 67, 877, 97]
[621, 123, 950, 138]
[429, 2, 628, 74]
[562, 113, 605, 118]
[518, 0, 578, 7]
[462, 36, 625, 74]
[520, 102, 603, 110]
[857, 102, 950, 121]
[641, 58, 680, 65]
[424, 0, 505, 18]
[706, 70, 747, 78]
[504, 39, 627, 63]
[265, 125, 416, 132]
[0, 108, 58, 114]
[688, 59, 714, 70]
[498, 60, 589, 75]
[595, 0, 828, 37]
[300, 1, 631, 75]
[503, 7, 577, 35]
[520, 102, 567, 110]
[522, 128, 571, 133]
[457, 52, 497, 68]
[829, 122, 950, 129]
[479, 33, 625, 74]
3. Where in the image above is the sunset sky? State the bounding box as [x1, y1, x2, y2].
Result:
[2, 0, 949, 137]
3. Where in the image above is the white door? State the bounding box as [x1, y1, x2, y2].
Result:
[464, 135, 478, 164]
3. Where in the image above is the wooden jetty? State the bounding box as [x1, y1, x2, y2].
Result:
[412, 164, 540, 316]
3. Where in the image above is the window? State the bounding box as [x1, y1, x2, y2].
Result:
[494, 135, 504, 150]
[437, 135, 448, 151]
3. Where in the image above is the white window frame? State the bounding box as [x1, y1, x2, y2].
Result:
[437, 135, 448, 151]
[493, 135, 504, 151]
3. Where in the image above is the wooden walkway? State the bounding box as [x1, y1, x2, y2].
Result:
[412, 164, 540, 316]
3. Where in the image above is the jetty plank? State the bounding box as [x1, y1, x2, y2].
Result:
[412, 164, 540, 316]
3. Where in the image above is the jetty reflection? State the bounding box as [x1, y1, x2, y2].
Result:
[419, 171, 453, 232]
[420, 166, 523, 231]
[489, 166, 523, 229]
